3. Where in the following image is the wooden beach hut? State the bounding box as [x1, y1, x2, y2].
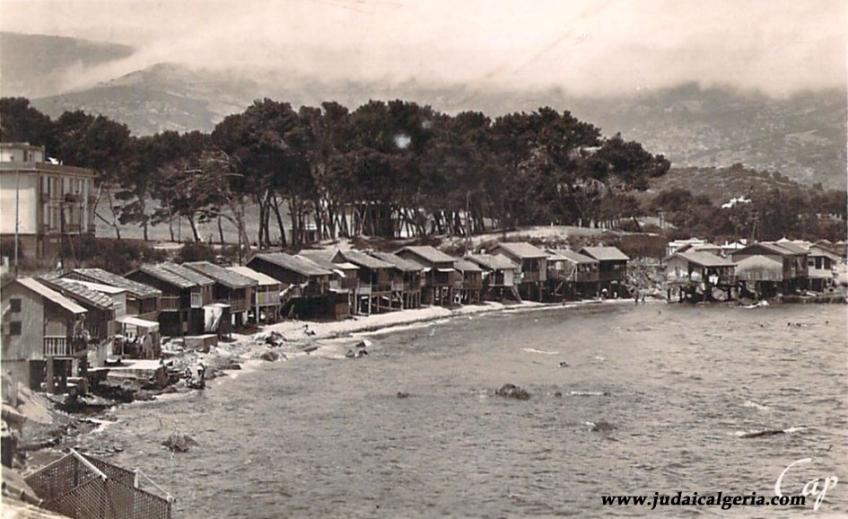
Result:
[395, 246, 460, 306]
[227, 265, 283, 324]
[63, 267, 161, 320]
[126, 263, 214, 336]
[490, 242, 548, 301]
[1, 277, 87, 393]
[183, 261, 258, 328]
[664, 251, 736, 302]
[579, 246, 630, 298]
[732, 242, 807, 294]
[332, 250, 395, 314]
[247, 253, 339, 319]
[369, 251, 423, 309]
[465, 253, 519, 301]
[453, 258, 483, 304]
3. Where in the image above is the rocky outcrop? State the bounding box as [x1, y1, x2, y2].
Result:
[495, 384, 530, 400]
[259, 350, 281, 362]
[162, 433, 198, 453]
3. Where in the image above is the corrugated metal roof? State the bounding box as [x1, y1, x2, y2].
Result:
[454, 258, 482, 272]
[183, 261, 257, 289]
[68, 268, 161, 298]
[17, 278, 86, 314]
[673, 251, 735, 268]
[297, 250, 350, 272]
[67, 280, 128, 295]
[251, 253, 333, 277]
[465, 253, 517, 271]
[768, 241, 808, 255]
[551, 249, 597, 265]
[336, 250, 394, 270]
[227, 266, 282, 286]
[369, 252, 423, 272]
[494, 242, 548, 259]
[139, 264, 196, 289]
[580, 246, 630, 262]
[160, 262, 215, 286]
[395, 246, 457, 264]
[736, 242, 797, 257]
[735, 255, 783, 281]
[808, 245, 841, 262]
[39, 277, 116, 310]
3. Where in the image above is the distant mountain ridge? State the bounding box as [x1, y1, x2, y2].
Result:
[0, 31, 134, 98]
[3, 33, 845, 190]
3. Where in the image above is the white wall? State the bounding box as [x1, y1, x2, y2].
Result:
[0, 173, 38, 234]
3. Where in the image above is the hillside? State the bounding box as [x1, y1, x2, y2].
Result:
[645, 164, 811, 206]
[6, 33, 844, 189]
[0, 31, 133, 98]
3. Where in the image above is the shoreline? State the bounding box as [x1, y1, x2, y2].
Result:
[14, 293, 830, 468]
[20, 298, 637, 460]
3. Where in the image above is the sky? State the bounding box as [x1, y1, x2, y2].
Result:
[1, 0, 845, 97]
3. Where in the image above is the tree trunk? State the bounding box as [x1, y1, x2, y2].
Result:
[105, 189, 122, 240]
[187, 214, 200, 242]
[271, 195, 287, 247]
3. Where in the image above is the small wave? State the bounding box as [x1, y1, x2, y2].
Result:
[734, 426, 805, 438]
[569, 391, 609, 397]
[522, 348, 560, 355]
[742, 400, 771, 412]
[86, 417, 118, 433]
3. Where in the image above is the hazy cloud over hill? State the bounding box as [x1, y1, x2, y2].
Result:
[1, 0, 844, 97]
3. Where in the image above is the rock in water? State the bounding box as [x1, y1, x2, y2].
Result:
[259, 350, 280, 362]
[162, 433, 199, 453]
[587, 420, 616, 433]
[495, 383, 530, 400]
[396, 392, 411, 399]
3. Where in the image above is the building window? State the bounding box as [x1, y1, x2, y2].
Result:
[9, 298, 21, 312]
[9, 321, 22, 335]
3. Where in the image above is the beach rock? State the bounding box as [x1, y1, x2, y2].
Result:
[220, 360, 242, 371]
[259, 350, 281, 362]
[162, 433, 198, 453]
[264, 331, 286, 347]
[587, 420, 616, 433]
[495, 384, 530, 400]
[553, 391, 563, 397]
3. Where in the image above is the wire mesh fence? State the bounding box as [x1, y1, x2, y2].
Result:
[25, 450, 172, 519]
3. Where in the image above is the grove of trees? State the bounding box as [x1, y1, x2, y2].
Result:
[2, 96, 844, 253]
[0, 97, 670, 252]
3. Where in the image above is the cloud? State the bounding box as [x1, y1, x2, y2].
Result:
[1, 0, 845, 97]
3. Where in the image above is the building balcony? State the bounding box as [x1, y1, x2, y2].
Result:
[256, 291, 280, 306]
[43, 336, 85, 357]
[519, 271, 542, 283]
[159, 296, 181, 311]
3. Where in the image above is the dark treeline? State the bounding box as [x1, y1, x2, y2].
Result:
[0, 97, 669, 252]
[2, 97, 843, 252]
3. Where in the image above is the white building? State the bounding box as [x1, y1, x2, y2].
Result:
[0, 142, 96, 261]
